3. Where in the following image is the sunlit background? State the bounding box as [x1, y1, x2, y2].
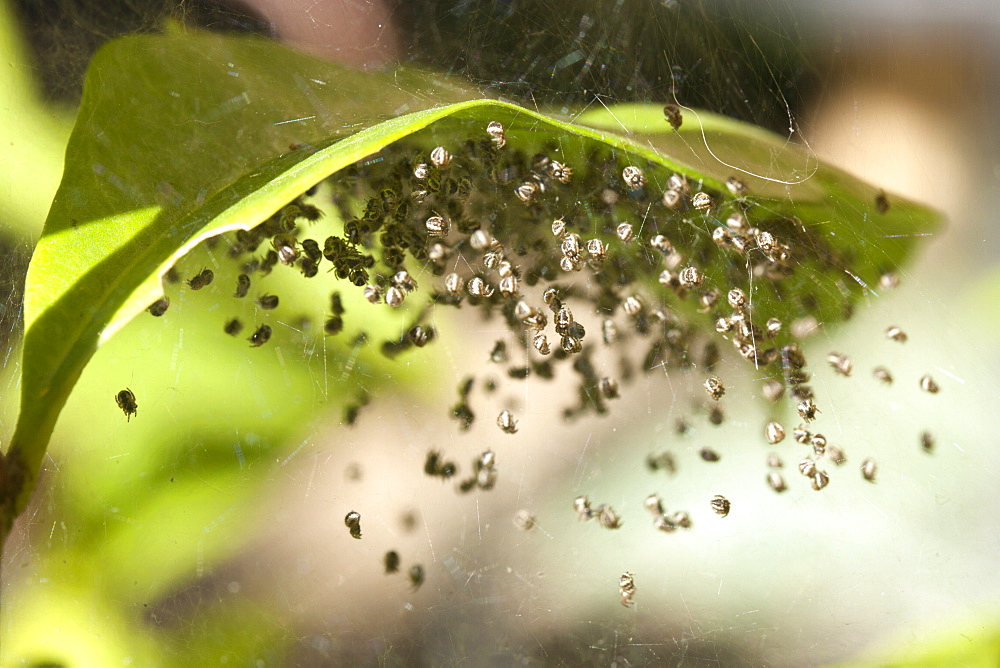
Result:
[2, 0, 999, 665]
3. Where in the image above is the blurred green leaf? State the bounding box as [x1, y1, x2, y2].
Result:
[2, 579, 164, 666]
[839, 618, 1000, 668]
[963, 263, 1000, 341]
[0, 0, 74, 239]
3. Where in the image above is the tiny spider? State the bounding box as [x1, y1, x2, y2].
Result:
[187, 268, 214, 290]
[224, 318, 244, 336]
[710, 495, 731, 517]
[692, 191, 713, 212]
[663, 104, 683, 130]
[861, 458, 878, 482]
[146, 297, 169, 317]
[512, 509, 536, 531]
[497, 409, 518, 434]
[256, 294, 279, 310]
[409, 564, 425, 590]
[247, 324, 272, 347]
[384, 550, 400, 574]
[765, 421, 785, 444]
[622, 166, 646, 190]
[826, 352, 853, 377]
[797, 399, 820, 422]
[619, 572, 637, 607]
[234, 274, 251, 298]
[875, 189, 890, 214]
[767, 471, 787, 493]
[704, 376, 725, 401]
[115, 388, 138, 421]
[344, 511, 362, 539]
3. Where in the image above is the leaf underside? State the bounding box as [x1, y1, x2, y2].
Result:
[5, 31, 941, 525]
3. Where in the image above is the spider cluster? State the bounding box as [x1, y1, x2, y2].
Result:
[129, 116, 943, 604]
[643, 493, 692, 533]
[574, 496, 623, 529]
[457, 449, 498, 493]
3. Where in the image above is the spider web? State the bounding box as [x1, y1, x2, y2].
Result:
[2, 1, 999, 666]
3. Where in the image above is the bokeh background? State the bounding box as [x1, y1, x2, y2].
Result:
[2, 0, 999, 665]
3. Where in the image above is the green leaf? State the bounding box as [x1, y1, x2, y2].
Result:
[574, 102, 938, 279]
[1, 30, 942, 549]
[0, 31, 478, 532]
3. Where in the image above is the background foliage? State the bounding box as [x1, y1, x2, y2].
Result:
[1, 1, 998, 666]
